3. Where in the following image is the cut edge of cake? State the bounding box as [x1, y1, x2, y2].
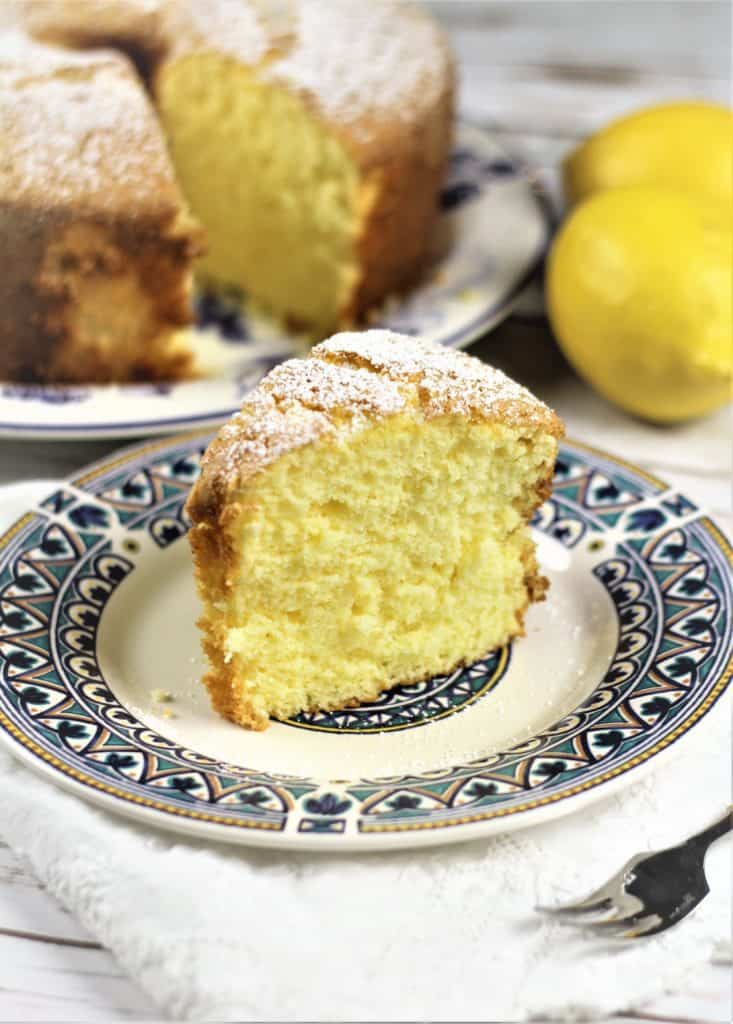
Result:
[22, 0, 455, 339]
[186, 331, 564, 731]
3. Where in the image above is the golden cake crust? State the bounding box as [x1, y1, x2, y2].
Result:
[21, 0, 169, 78]
[187, 330, 564, 524]
[0, 32, 203, 383]
[186, 331, 563, 729]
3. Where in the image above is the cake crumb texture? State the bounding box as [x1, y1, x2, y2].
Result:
[187, 331, 563, 730]
[155, 0, 455, 332]
[11, 0, 454, 360]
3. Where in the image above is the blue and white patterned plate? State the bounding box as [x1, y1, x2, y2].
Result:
[0, 124, 551, 440]
[0, 434, 730, 850]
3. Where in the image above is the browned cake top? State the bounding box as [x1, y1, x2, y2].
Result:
[0, 31, 185, 220]
[23, 0, 452, 122]
[187, 331, 563, 524]
[314, 331, 565, 425]
[25, 0, 452, 121]
[22, 0, 453, 166]
[264, 2, 450, 133]
[22, 0, 165, 49]
[163, 0, 448, 107]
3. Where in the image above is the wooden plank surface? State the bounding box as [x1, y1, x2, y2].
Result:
[0, 2, 731, 1021]
[433, 0, 730, 133]
[0, 840, 158, 1022]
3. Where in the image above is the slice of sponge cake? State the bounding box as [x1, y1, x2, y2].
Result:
[186, 331, 563, 731]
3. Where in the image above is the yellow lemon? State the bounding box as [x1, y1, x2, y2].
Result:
[546, 186, 732, 423]
[564, 102, 733, 205]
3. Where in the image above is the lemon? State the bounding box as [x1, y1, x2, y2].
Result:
[546, 186, 732, 423]
[564, 102, 733, 205]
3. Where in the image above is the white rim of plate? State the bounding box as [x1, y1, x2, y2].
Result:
[0, 435, 730, 851]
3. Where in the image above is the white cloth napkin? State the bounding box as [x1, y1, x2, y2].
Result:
[0, 485, 730, 1022]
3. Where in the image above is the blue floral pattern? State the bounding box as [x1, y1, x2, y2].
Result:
[0, 435, 730, 845]
[0, 384, 90, 405]
[287, 649, 508, 733]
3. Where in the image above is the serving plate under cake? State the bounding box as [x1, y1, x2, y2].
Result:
[0, 433, 730, 850]
[0, 125, 551, 440]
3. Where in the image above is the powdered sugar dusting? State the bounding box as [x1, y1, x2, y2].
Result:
[0, 32, 178, 211]
[166, 0, 449, 130]
[266, 0, 450, 127]
[24, 0, 165, 47]
[206, 390, 332, 485]
[263, 357, 407, 418]
[164, 0, 271, 66]
[314, 330, 561, 428]
[198, 353, 408, 494]
[192, 330, 562, 515]
[22, 0, 450, 153]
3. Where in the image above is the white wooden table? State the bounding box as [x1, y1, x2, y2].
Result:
[0, 2, 731, 1020]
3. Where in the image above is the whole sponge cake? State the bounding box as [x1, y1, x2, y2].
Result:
[0, 32, 202, 384]
[186, 331, 563, 731]
[24, 0, 454, 338]
[156, 0, 454, 332]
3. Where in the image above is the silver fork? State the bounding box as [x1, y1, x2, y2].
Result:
[537, 805, 732, 939]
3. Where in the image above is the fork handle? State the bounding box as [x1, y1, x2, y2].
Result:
[686, 805, 733, 856]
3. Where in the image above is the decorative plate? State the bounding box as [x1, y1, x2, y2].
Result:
[0, 124, 551, 441]
[0, 434, 730, 850]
